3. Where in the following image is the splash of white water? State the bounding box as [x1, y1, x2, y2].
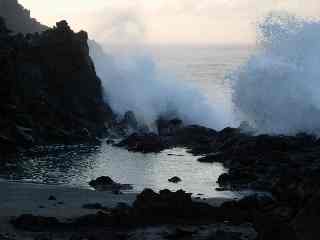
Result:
[232, 13, 320, 135]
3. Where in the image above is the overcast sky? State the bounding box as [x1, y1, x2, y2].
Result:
[19, 0, 320, 44]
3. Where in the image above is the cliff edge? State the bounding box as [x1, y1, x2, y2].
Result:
[0, 18, 114, 156]
[0, 0, 47, 33]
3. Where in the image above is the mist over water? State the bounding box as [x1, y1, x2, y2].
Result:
[90, 41, 233, 130]
[89, 11, 320, 135]
[232, 13, 320, 135]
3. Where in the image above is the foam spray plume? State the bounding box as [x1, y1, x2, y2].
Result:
[232, 13, 320, 135]
[90, 42, 231, 131]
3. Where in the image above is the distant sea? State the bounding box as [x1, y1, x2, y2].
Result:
[151, 44, 253, 110]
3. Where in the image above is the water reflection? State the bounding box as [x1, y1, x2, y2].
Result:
[0, 142, 238, 198]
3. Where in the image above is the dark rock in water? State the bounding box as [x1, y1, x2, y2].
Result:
[157, 118, 183, 136]
[82, 203, 105, 210]
[168, 176, 182, 183]
[116, 124, 218, 154]
[11, 214, 60, 231]
[89, 176, 133, 191]
[217, 171, 258, 189]
[198, 152, 227, 163]
[175, 125, 217, 149]
[89, 176, 115, 186]
[133, 189, 214, 219]
[48, 195, 56, 201]
[116, 133, 167, 153]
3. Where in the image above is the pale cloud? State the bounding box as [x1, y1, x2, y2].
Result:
[18, 0, 320, 44]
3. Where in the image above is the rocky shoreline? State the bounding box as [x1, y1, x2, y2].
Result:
[0, 1, 319, 239]
[4, 123, 318, 239]
[115, 121, 320, 239]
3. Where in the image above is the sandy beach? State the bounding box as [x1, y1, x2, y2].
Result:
[0, 180, 238, 240]
[0, 180, 229, 219]
[0, 181, 137, 220]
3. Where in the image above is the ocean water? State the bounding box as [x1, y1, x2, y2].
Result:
[2, 144, 236, 198]
[2, 45, 253, 198]
[151, 44, 252, 96]
[151, 44, 253, 116]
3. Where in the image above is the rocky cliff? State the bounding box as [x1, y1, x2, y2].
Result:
[0, 0, 47, 33]
[0, 18, 114, 156]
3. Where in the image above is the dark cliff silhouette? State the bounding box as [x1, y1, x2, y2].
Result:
[0, 18, 114, 155]
[0, 0, 47, 33]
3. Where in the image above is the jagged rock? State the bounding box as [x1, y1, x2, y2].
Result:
[48, 195, 56, 201]
[82, 203, 105, 210]
[0, 18, 114, 154]
[89, 176, 132, 191]
[133, 189, 214, 219]
[116, 133, 167, 153]
[89, 176, 115, 187]
[168, 176, 182, 183]
[157, 118, 183, 136]
[0, 0, 47, 34]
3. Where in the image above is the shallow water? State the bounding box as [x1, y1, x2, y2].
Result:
[0, 143, 241, 198]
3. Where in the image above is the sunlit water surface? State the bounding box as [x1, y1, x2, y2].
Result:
[0, 143, 242, 198]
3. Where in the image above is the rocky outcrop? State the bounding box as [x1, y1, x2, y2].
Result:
[116, 133, 168, 153]
[89, 176, 132, 191]
[0, 0, 47, 34]
[0, 18, 114, 155]
[117, 123, 320, 238]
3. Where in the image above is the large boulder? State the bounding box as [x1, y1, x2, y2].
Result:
[133, 189, 214, 220]
[157, 118, 183, 136]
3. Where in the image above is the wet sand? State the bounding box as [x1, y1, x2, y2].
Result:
[0, 180, 230, 219]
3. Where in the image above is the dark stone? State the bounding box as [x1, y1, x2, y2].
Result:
[48, 195, 56, 201]
[157, 118, 183, 136]
[116, 133, 167, 153]
[89, 176, 132, 191]
[292, 190, 320, 240]
[168, 176, 182, 183]
[82, 203, 105, 210]
[11, 214, 60, 231]
[0, 16, 114, 156]
[133, 189, 214, 220]
[164, 227, 196, 239]
[89, 176, 115, 187]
